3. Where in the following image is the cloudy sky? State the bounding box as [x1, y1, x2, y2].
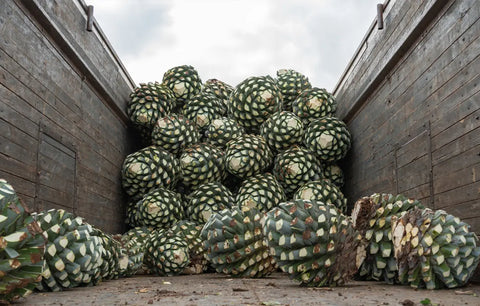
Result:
[87, 0, 380, 92]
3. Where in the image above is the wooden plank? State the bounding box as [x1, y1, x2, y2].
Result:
[430, 81, 480, 148]
[35, 199, 73, 214]
[338, 0, 452, 121]
[433, 144, 480, 195]
[76, 168, 121, 199]
[345, 1, 480, 142]
[399, 183, 431, 208]
[0, 83, 40, 139]
[17, 0, 131, 124]
[336, 0, 425, 112]
[434, 180, 480, 210]
[395, 130, 429, 168]
[397, 155, 431, 194]
[0, 151, 37, 181]
[432, 125, 480, 166]
[0, 117, 37, 158]
[36, 183, 74, 210]
[347, 46, 479, 170]
[0, 170, 36, 199]
[2, 48, 129, 174]
[439, 200, 480, 221]
[434, 162, 479, 197]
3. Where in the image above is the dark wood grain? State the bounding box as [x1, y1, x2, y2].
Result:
[0, 0, 133, 233]
[335, 0, 480, 232]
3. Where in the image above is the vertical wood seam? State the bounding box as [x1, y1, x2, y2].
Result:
[427, 120, 435, 209]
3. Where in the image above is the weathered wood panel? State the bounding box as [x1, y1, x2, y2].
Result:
[0, 0, 135, 233]
[334, 0, 480, 231]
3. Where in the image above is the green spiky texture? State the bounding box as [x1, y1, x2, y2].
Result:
[392, 208, 480, 289]
[117, 227, 150, 277]
[94, 230, 121, 281]
[203, 79, 234, 106]
[125, 195, 142, 228]
[127, 82, 175, 130]
[169, 221, 207, 274]
[260, 111, 304, 152]
[225, 134, 273, 179]
[112, 233, 143, 278]
[235, 173, 286, 212]
[0, 180, 45, 303]
[322, 163, 344, 188]
[264, 200, 364, 287]
[121, 146, 180, 198]
[229, 76, 283, 133]
[32, 209, 104, 291]
[276, 69, 312, 111]
[180, 143, 225, 188]
[135, 187, 184, 229]
[292, 88, 336, 123]
[273, 146, 323, 196]
[123, 227, 151, 243]
[205, 118, 245, 149]
[151, 114, 200, 156]
[183, 92, 227, 131]
[293, 180, 347, 214]
[186, 182, 234, 224]
[162, 65, 202, 110]
[351, 193, 424, 284]
[303, 117, 351, 163]
[201, 207, 277, 278]
[144, 229, 190, 276]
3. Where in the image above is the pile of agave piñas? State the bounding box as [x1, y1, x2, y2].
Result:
[122, 66, 354, 279]
[120, 65, 480, 288]
[2, 66, 480, 303]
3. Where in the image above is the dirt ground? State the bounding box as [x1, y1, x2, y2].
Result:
[18, 272, 480, 306]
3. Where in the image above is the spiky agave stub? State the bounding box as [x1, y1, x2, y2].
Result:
[113, 232, 145, 278]
[392, 207, 480, 289]
[322, 163, 344, 187]
[293, 179, 347, 214]
[273, 146, 323, 196]
[292, 87, 336, 123]
[135, 187, 184, 229]
[144, 229, 190, 276]
[201, 207, 277, 278]
[235, 173, 286, 212]
[205, 117, 245, 149]
[180, 143, 225, 188]
[32, 209, 104, 291]
[151, 114, 200, 156]
[183, 92, 227, 131]
[224, 134, 273, 179]
[0, 179, 45, 303]
[95, 229, 122, 281]
[127, 82, 175, 129]
[276, 69, 312, 111]
[162, 65, 202, 110]
[169, 221, 208, 274]
[186, 182, 234, 224]
[303, 117, 351, 163]
[351, 193, 424, 284]
[121, 146, 180, 198]
[260, 111, 304, 152]
[229, 75, 283, 133]
[117, 227, 151, 277]
[264, 199, 365, 287]
[203, 79, 234, 106]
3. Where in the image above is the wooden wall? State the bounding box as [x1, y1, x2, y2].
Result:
[334, 0, 480, 231]
[0, 0, 135, 233]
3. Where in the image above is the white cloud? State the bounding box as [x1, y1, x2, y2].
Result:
[88, 0, 379, 91]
